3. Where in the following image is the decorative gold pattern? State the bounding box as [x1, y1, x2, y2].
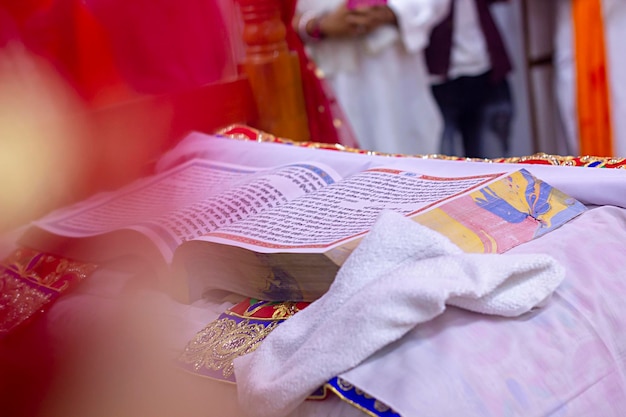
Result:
[0, 248, 98, 336]
[178, 317, 279, 380]
[217, 124, 626, 167]
[2, 248, 97, 290]
[270, 302, 301, 319]
[0, 270, 52, 333]
[326, 378, 396, 417]
[373, 398, 393, 413]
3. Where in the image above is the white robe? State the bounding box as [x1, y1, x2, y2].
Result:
[554, 0, 626, 157]
[297, 0, 450, 155]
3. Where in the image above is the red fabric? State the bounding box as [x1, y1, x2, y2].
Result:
[0, 1, 48, 48]
[71, 1, 130, 104]
[87, 0, 232, 95]
[3, 0, 357, 146]
[0, 0, 50, 25]
[0, 8, 20, 46]
[0, 0, 129, 104]
[0, 248, 98, 338]
[229, 298, 310, 319]
[2, 0, 234, 103]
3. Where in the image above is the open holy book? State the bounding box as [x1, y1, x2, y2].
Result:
[19, 152, 587, 303]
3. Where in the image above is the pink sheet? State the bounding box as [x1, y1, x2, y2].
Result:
[342, 205, 626, 416]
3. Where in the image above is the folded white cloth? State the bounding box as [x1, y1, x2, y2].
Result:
[234, 211, 565, 417]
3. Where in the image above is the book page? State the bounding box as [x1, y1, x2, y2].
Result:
[34, 159, 343, 262]
[199, 168, 504, 252]
[160, 132, 626, 210]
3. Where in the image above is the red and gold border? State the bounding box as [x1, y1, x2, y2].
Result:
[0, 248, 98, 337]
[177, 299, 309, 382]
[217, 124, 626, 169]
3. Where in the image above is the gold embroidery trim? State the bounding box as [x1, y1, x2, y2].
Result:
[0, 270, 52, 333]
[217, 124, 626, 166]
[178, 317, 279, 380]
[1, 248, 98, 291]
[270, 302, 300, 319]
[223, 301, 302, 321]
[324, 378, 396, 417]
[0, 249, 98, 335]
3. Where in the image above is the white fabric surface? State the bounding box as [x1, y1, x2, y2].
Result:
[157, 133, 626, 209]
[340, 204, 626, 416]
[10, 136, 626, 417]
[296, 0, 449, 155]
[234, 210, 564, 417]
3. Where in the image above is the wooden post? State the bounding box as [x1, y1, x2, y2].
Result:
[237, 0, 310, 141]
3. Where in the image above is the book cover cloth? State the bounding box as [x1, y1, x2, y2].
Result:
[5, 129, 626, 337]
[177, 299, 309, 383]
[233, 210, 565, 417]
[0, 248, 98, 337]
[177, 298, 402, 416]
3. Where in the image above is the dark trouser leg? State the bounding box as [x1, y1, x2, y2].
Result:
[432, 72, 511, 158]
[480, 78, 514, 157]
[431, 80, 463, 156]
[456, 72, 491, 158]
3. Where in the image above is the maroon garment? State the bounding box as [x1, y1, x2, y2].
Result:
[425, 0, 512, 83]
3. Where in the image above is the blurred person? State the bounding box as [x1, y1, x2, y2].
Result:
[280, 0, 360, 147]
[554, 0, 626, 157]
[425, 0, 513, 158]
[0, 39, 170, 233]
[0, 0, 134, 106]
[0, 43, 91, 233]
[0, 0, 253, 233]
[293, 0, 448, 155]
[30, 279, 243, 417]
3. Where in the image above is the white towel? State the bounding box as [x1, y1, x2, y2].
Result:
[234, 211, 565, 417]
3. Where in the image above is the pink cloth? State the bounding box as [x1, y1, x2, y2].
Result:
[342, 205, 626, 416]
